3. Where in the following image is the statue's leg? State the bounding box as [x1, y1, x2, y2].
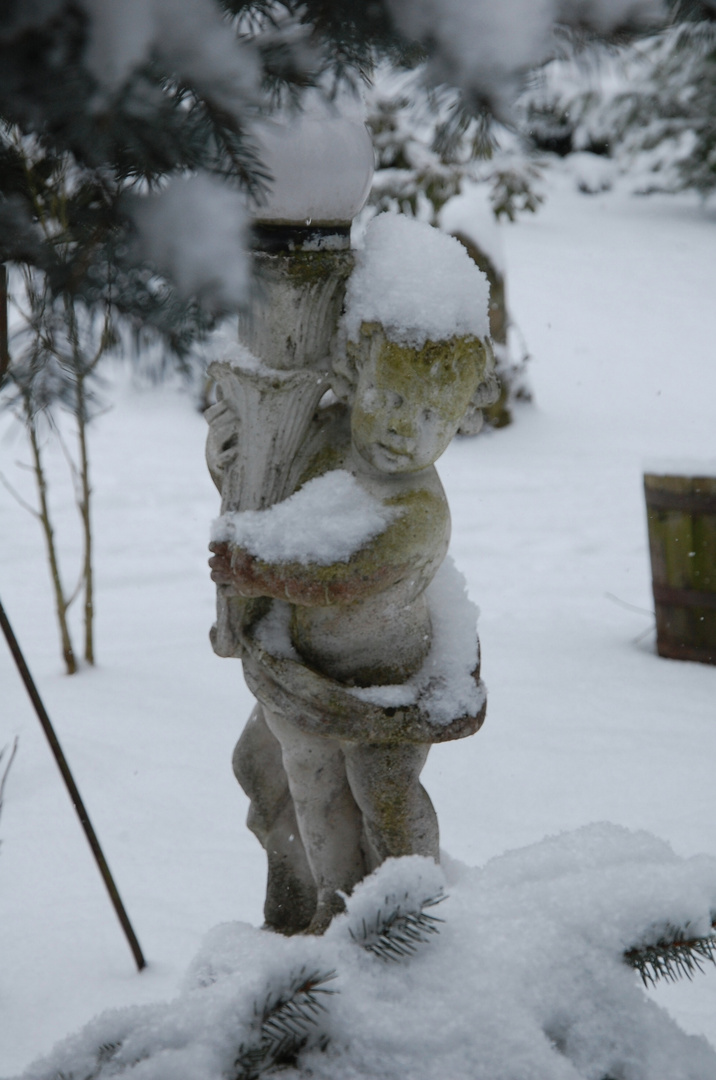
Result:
[263, 706, 367, 934]
[343, 742, 439, 864]
[232, 704, 317, 934]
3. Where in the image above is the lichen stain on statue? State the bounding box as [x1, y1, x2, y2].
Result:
[206, 209, 496, 936]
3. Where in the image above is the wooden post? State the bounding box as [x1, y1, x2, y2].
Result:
[644, 472, 716, 665]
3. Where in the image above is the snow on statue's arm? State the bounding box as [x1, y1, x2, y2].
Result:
[208, 468, 449, 607]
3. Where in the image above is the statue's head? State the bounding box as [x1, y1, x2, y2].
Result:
[335, 322, 496, 474]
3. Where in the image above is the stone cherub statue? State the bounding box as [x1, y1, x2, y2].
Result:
[206, 213, 495, 935]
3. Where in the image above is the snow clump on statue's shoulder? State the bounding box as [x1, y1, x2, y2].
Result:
[343, 213, 490, 348]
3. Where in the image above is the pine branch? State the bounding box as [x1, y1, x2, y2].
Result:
[349, 890, 446, 962]
[50, 1039, 122, 1080]
[233, 967, 336, 1080]
[624, 920, 716, 987]
[86, 1042, 122, 1080]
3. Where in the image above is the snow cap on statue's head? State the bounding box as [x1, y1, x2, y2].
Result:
[342, 213, 490, 349]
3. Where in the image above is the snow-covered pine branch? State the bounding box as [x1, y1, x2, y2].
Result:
[233, 967, 337, 1080]
[624, 919, 716, 986]
[348, 890, 445, 961]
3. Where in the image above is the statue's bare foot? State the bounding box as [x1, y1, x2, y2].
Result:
[303, 893, 346, 936]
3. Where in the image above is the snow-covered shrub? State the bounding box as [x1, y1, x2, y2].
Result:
[605, 18, 716, 196]
[365, 63, 544, 228]
[518, 13, 716, 198]
[21, 827, 716, 1080]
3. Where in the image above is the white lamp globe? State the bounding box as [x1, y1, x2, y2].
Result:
[252, 112, 374, 227]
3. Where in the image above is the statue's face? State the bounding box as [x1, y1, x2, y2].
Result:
[351, 338, 480, 474]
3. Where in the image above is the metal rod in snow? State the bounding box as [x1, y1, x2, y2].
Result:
[0, 595, 147, 972]
[0, 264, 9, 382]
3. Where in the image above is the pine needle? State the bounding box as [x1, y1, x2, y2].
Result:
[51, 1040, 122, 1080]
[233, 967, 336, 1080]
[350, 890, 446, 962]
[624, 921, 716, 987]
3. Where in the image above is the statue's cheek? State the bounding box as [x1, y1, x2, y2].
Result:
[412, 420, 453, 468]
[351, 406, 380, 449]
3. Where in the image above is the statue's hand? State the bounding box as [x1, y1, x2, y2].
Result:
[209, 541, 265, 597]
[208, 541, 233, 585]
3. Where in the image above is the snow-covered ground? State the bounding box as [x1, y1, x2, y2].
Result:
[1, 165, 715, 1076]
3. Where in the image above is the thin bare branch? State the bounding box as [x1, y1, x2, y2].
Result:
[55, 424, 82, 494]
[26, 413, 77, 674]
[0, 470, 41, 518]
[0, 737, 19, 815]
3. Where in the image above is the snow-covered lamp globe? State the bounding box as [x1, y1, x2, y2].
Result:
[237, 105, 374, 367]
[251, 108, 374, 250]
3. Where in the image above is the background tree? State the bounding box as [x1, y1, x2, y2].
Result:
[3, 262, 116, 673]
[519, 1, 716, 197]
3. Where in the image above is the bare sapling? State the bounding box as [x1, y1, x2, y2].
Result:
[0, 134, 118, 672]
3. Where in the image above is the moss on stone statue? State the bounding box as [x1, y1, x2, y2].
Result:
[255, 249, 355, 288]
[346, 322, 489, 430]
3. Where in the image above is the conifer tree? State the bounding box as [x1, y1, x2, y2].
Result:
[519, 1, 716, 196]
[0, 1, 666, 346]
[610, 5, 716, 195]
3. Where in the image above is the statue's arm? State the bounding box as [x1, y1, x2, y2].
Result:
[209, 487, 449, 607]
